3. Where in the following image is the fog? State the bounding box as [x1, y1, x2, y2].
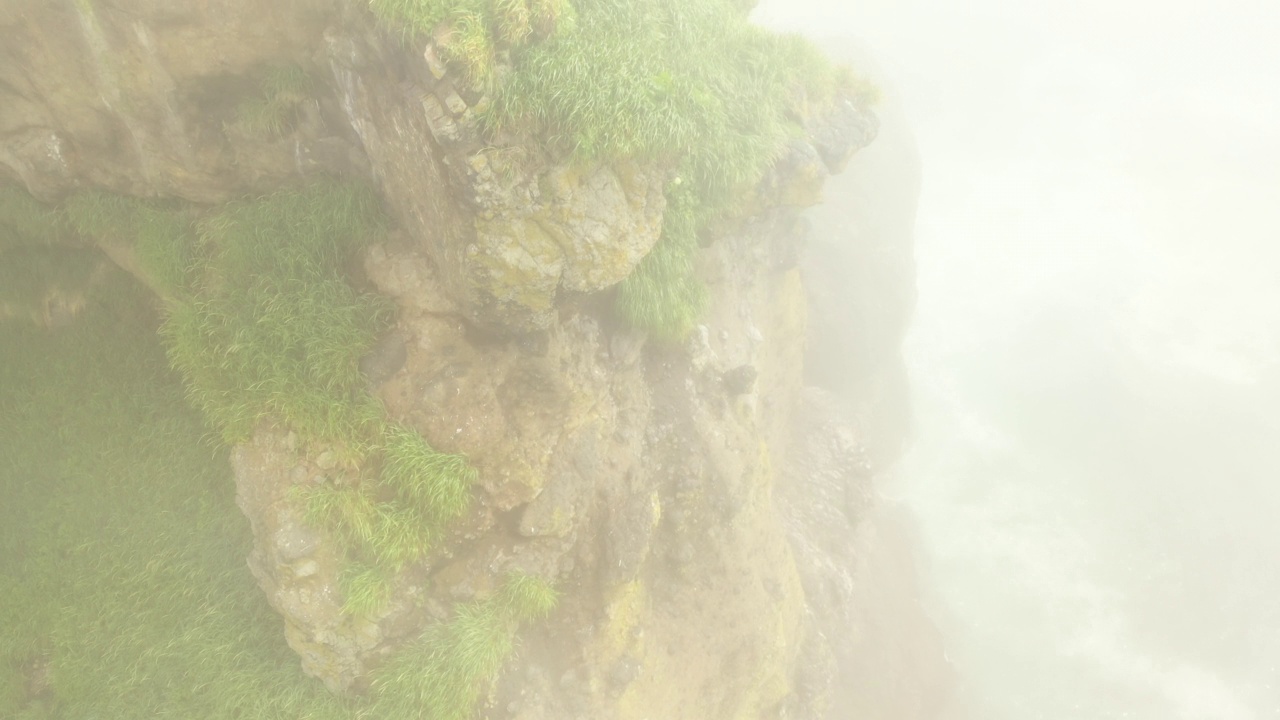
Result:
[756, 0, 1280, 718]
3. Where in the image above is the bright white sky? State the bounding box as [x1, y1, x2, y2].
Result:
[754, 2, 1280, 718]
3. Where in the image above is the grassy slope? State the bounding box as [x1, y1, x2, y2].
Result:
[2, 184, 553, 720]
[0, 275, 352, 719]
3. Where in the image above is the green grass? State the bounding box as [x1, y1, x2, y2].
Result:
[235, 65, 316, 138]
[369, 0, 851, 339]
[9, 178, 483, 606]
[381, 423, 476, 524]
[63, 190, 197, 295]
[0, 273, 355, 719]
[302, 423, 476, 571]
[161, 179, 391, 449]
[339, 562, 395, 618]
[369, 573, 558, 720]
[614, 177, 707, 340]
[1, 198, 553, 720]
[34, 179, 399, 454]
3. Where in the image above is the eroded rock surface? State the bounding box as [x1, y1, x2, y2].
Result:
[2, 2, 952, 717]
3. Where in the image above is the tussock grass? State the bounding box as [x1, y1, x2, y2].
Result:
[370, 573, 558, 719]
[303, 481, 442, 569]
[369, 0, 851, 339]
[381, 423, 476, 524]
[162, 179, 391, 448]
[35, 180, 393, 451]
[443, 9, 498, 88]
[63, 190, 197, 295]
[493, 0, 532, 45]
[492, 1, 845, 338]
[0, 275, 354, 719]
[302, 423, 475, 570]
[235, 64, 316, 138]
[18, 179, 481, 605]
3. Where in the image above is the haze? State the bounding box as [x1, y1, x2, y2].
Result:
[756, 0, 1280, 718]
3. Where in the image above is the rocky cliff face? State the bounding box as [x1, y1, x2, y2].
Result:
[1, 2, 947, 718]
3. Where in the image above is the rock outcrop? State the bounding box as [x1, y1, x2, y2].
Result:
[1, 2, 950, 718]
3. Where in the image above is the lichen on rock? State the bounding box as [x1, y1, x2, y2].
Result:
[0, 1, 954, 718]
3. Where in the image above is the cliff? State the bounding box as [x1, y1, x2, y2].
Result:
[0, 1, 947, 718]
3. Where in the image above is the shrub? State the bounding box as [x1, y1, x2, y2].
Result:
[615, 179, 706, 339]
[340, 562, 395, 617]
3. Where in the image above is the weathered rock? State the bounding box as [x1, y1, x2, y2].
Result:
[722, 364, 759, 395]
[761, 139, 830, 208]
[0, 0, 356, 202]
[274, 524, 321, 563]
[231, 427, 365, 693]
[807, 95, 882, 174]
[359, 330, 408, 387]
[2, 2, 951, 716]
[455, 158, 666, 330]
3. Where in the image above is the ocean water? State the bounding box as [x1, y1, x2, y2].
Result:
[757, 1, 1280, 717]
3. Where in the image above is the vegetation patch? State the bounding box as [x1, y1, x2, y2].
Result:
[370, 573, 558, 719]
[57, 179, 483, 570]
[369, 0, 852, 338]
[613, 179, 707, 339]
[302, 422, 478, 605]
[160, 179, 390, 449]
[2, 181, 542, 718]
[0, 273, 355, 719]
[234, 64, 316, 138]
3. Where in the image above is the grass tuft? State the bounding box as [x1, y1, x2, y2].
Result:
[29, 179, 480, 620]
[369, 573, 558, 720]
[235, 65, 316, 138]
[495, 571, 560, 621]
[493, 0, 532, 47]
[301, 423, 475, 570]
[529, 0, 574, 36]
[5, 182, 524, 718]
[370, 0, 855, 340]
[381, 423, 476, 524]
[162, 179, 391, 448]
[340, 562, 395, 617]
[440, 9, 498, 89]
[63, 191, 197, 295]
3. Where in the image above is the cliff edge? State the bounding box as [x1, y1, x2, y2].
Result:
[0, 1, 948, 717]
